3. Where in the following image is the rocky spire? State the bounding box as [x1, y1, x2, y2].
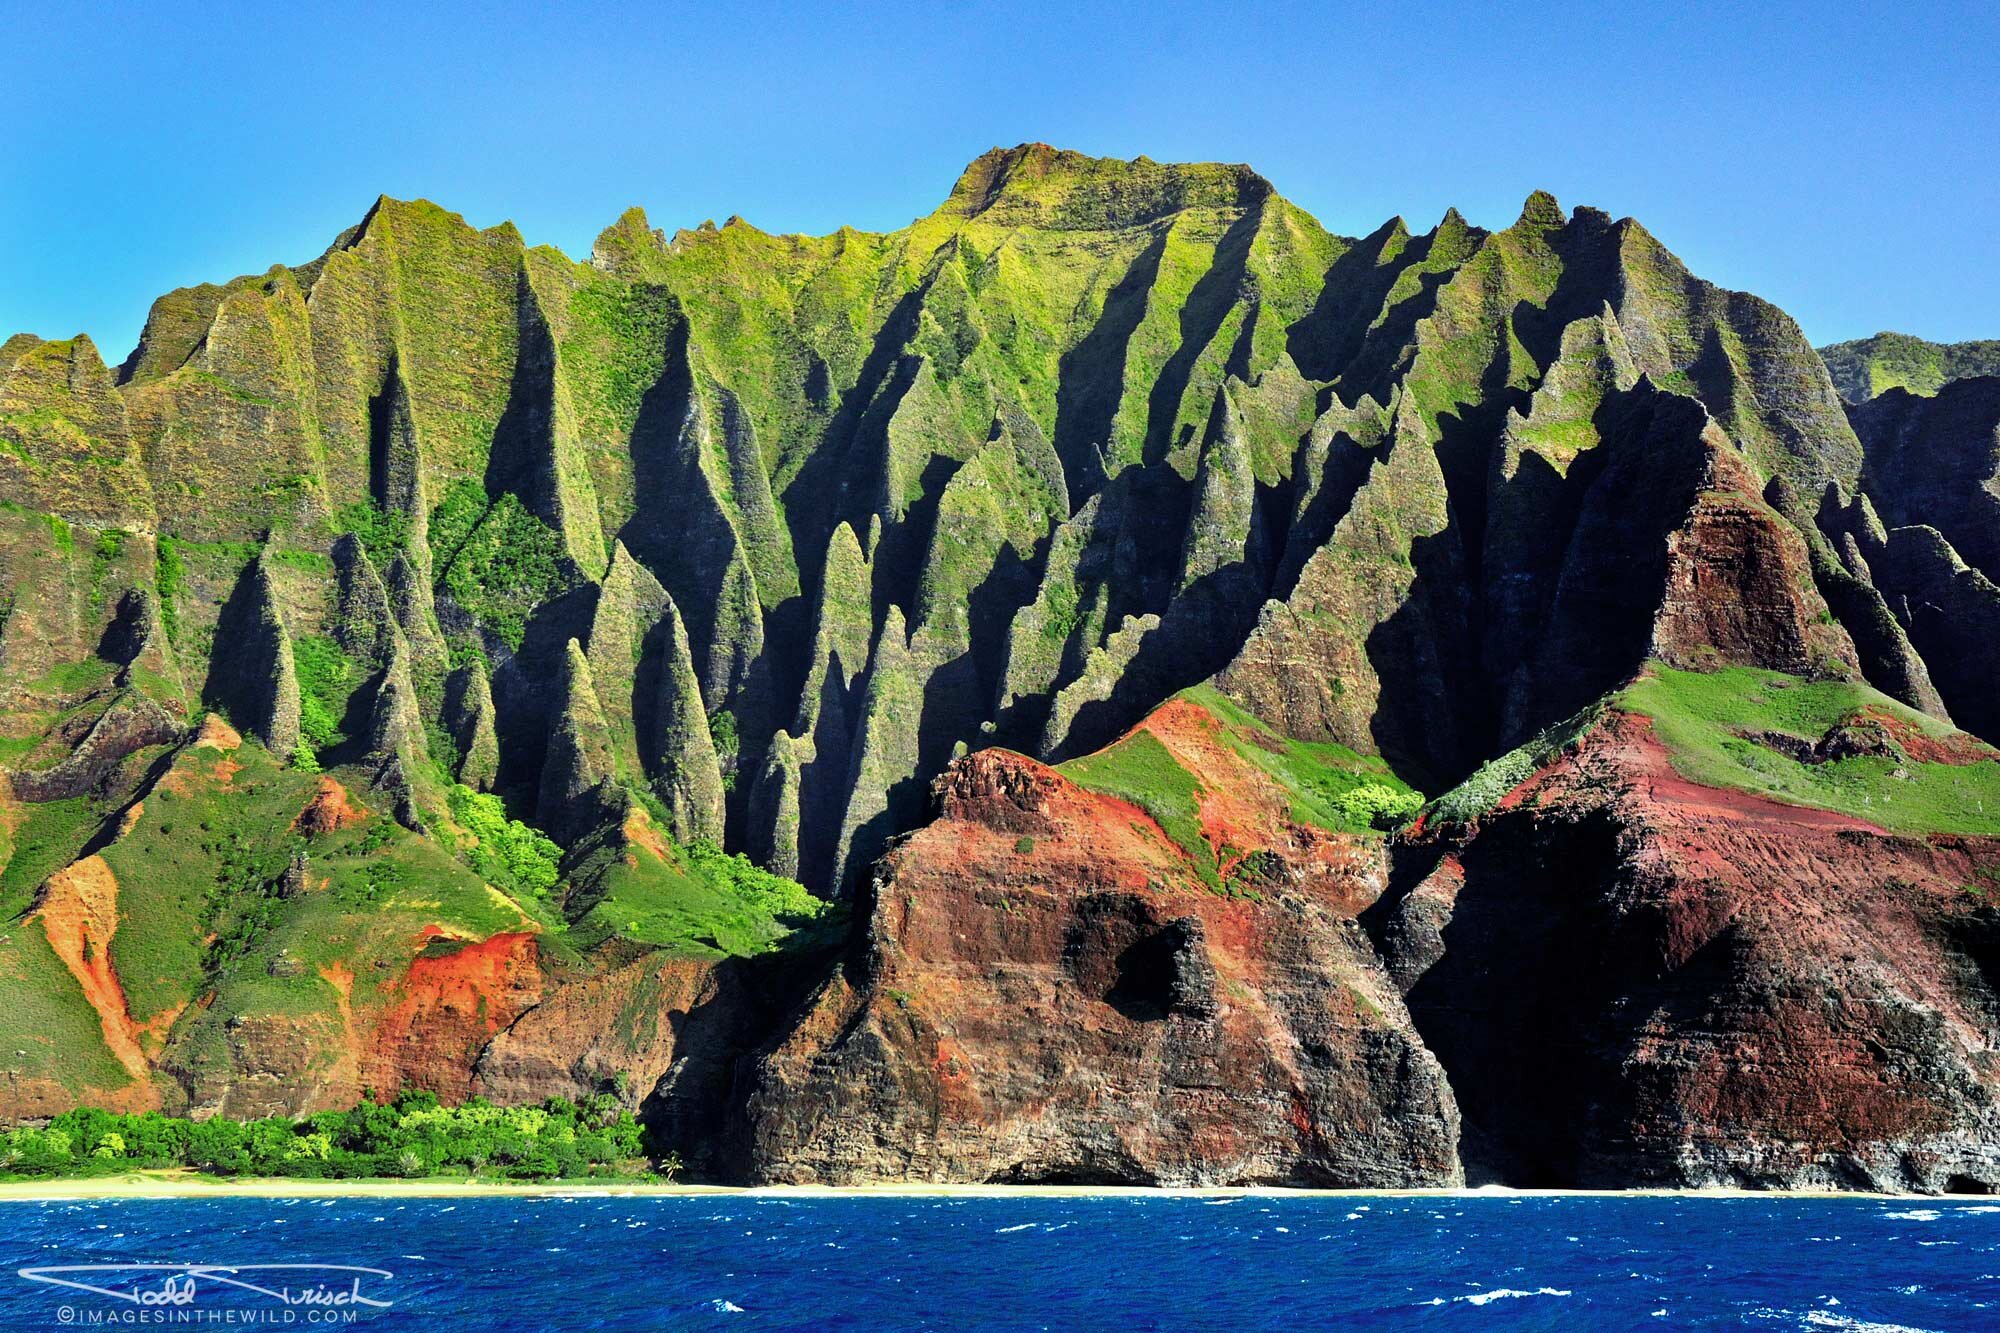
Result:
[647, 592, 726, 845]
[538, 639, 619, 843]
[206, 553, 301, 759]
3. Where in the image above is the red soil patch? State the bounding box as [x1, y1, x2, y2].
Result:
[193, 714, 242, 751]
[293, 777, 366, 835]
[1121, 697, 1301, 869]
[1860, 706, 1997, 766]
[31, 854, 158, 1101]
[1503, 709, 1889, 835]
[621, 804, 672, 862]
[366, 931, 542, 1101]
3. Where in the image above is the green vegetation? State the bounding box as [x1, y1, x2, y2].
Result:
[0, 796, 103, 914]
[1060, 727, 1221, 887]
[431, 481, 568, 650]
[292, 634, 355, 749]
[1621, 664, 2000, 834]
[708, 709, 740, 791]
[445, 783, 561, 901]
[80, 737, 533, 1046]
[563, 279, 680, 432]
[1056, 689, 1428, 890]
[1818, 332, 2000, 402]
[333, 500, 411, 563]
[0, 1091, 659, 1182]
[1331, 782, 1426, 830]
[570, 819, 839, 957]
[154, 535, 184, 645]
[1183, 685, 1423, 833]
[1427, 702, 1604, 825]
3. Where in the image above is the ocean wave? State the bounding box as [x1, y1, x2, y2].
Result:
[1800, 1313, 1938, 1332]
[1454, 1287, 1572, 1306]
[1879, 1209, 1942, 1221]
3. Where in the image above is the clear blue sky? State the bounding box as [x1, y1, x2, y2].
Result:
[4, 0, 1995, 360]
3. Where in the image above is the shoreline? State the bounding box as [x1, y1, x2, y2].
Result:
[0, 1172, 1965, 1203]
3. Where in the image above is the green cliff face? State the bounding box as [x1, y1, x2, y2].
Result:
[1818, 331, 2000, 403]
[1, 141, 1989, 955]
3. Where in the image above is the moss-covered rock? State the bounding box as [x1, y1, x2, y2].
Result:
[747, 728, 803, 881]
[442, 657, 500, 791]
[1818, 331, 2000, 403]
[203, 553, 301, 759]
[644, 591, 726, 846]
[537, 638, 620, 843]
[832, 607, 923, 895]
[0, 335, 154, 527]
[362, 643, 434, 830]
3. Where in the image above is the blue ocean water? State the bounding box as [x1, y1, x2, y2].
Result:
[0, 1192, 1995, 1329]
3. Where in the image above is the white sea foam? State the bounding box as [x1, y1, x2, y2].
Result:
[994, 1223, 1035, 1233]
[711, 1299, 745, 1313]
[1454, 1287, 1571, 1306]
[1800, 1313, 1938, 1333]
[1879, 1209, 1941, 1221]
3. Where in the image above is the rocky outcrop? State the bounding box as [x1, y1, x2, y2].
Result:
[441, 658, 500, 791]
[1819, 332, 2000, 403]
[643, 590, 726, 845]
[365, 931, 543, 1103]
[744, 743, 1461, 1187]
[1, 149, 1921, 897]
[4, 696, 181, 801]
[0, 334, 155, 527]
[1849, 376, 2000, 583]
[1374, 706, 2000, 1192]
[746, 730, 802, 879]
[538, 639, 621, 843]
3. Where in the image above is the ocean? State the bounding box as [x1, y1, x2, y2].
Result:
[1, 1192, 1995, 1329]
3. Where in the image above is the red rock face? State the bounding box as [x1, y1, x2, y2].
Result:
[471, 949, 820, 1176]
[1652, 445, 1856, 677]
[742, 746, 1461, 1187]
[1376, 710, 2000, 1191]
[364, 930, 543, 1101]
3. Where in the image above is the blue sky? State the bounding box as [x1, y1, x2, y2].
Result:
[3, 0, 1995, 359]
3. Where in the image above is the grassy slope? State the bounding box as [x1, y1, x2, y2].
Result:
[1055, 686, 1423, 889]
[0, 722, 839, 1105]
[1818, 332, 2000, 402]
[564, 808, 836, 958]
[1427, 663, 2000, 835]
[1621, 664, 2000, 835]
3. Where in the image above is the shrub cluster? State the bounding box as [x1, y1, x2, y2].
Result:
[446, 784, 562, 899]
[1328, 782, 1425, 831]
[0, 1091, 658, 1182]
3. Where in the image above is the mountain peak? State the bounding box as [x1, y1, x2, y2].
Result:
[1516, 189, 1567, 229]
[938, 143, 1272, 230]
